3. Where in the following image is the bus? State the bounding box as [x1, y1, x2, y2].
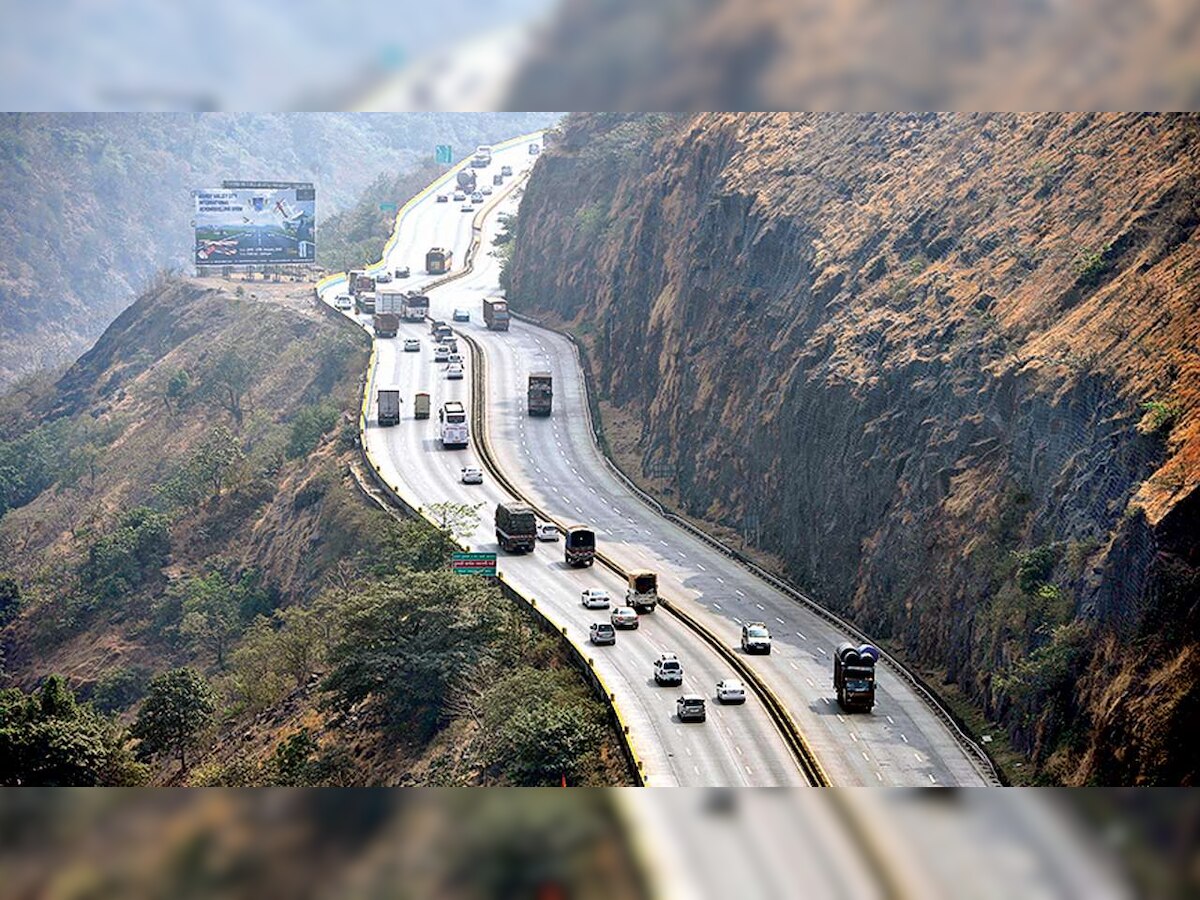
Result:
[439, 400, 468, 449]
[564, 526, 596, 567]
[426, 247, 453, 275]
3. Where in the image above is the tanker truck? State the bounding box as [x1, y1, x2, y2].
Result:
[456, 169, 478, 194]
[833, 643, 879, 712]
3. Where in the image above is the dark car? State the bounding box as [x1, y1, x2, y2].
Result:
[395, 266, 410, 278]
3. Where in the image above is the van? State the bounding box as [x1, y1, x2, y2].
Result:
[414, 392, 430, 419]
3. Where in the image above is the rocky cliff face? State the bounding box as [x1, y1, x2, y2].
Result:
[508, 113, 1200, 784]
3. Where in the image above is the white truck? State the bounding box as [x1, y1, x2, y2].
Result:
[376, 290, 406, 315]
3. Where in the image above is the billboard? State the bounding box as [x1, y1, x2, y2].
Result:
[193, 182, 315, 265]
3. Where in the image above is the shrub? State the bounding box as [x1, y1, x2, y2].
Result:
[1140, 400, 1181, 434]
[91, 665, 151, 714]
[78, 506, 171, 604]
[1015, 544, 1060, 595]
[286, 403, 340, 459]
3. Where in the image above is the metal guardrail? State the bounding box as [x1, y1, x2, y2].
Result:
[508, 309, 1004, 787]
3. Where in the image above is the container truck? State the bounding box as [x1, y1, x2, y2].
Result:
[483, 298, 510, 331]
[495, 502, 537, 553]
[376, 291, 405, 314]
[527, 372, 552, 416]
[356, 292, 376, 314]
[565, 526, 596, 567]
[377, 388, 401, 426]
[402, 293, 430, 322]
[372, 312, 399, 338]
[414, 392, 430, 419]
[349, 271, 376, 296]
[426, 247, 453, 275]
[833, 643, 879, 711]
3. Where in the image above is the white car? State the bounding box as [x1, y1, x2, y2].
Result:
[716, 679, 747, 704]
[453, 191, 466, 201]
[654, 653, 683, 686]
[461, 203, 474, 213]
[460, 466, 483, 485]
[403, 339, 420, 352]
[501, 165, 513, 176]
[446, 353, 463, 367]
[481, 185, 493, 195]
[471, 191, 484, 203]
[452, 308, 470, 322]
[446, 362, 464, 380]
[581, 589, 611, 609]
[434, 345, 450, 362]
[536, 522, 559, 541]
[334, 294, 352, 310]
[610, 606, 638, 629]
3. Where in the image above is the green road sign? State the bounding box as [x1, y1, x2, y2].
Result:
[436, 144, 453, 165]
[452, 552, 497, 576]
[379, 202, 398, 212]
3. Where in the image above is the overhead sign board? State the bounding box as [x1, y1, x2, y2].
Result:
[436, 144, 453, 165]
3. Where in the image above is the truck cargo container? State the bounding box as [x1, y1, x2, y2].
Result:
[414, 392, 430, 419]
[377, 388, 401, 426]
[527, 372, 552, 416]
[483, 298, 510, 331]
[372, 312, 399, 338]
[376, 291, 405, 315]
[495, 502, 537, 553]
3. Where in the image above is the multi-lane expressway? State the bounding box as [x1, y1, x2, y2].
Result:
[318, 135, 993, 788]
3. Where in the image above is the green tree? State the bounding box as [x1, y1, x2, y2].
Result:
[228, 616, 289, 711]
[269, 728, 319, 786]
[323, 574, 503, 740]
[286, 403, 339, 459]
[78, 506, 171, 604]
[178, 572, 242, 669]
[0, 575, 20, 627]
[426, 501, 484, 543]
[165, 368, 191, 413]
[193, 425, 245, 498]
[0, 675, 147, 786]
[202, 350, 254, 426]
[132, 667, 216, 771]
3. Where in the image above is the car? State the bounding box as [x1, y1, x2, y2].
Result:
[654, 653, 683, 685]
[461, 203, 474, 213]
[676, 694, 707, 722]
[481, 185, 493, 195]
[581, 588, 611, 609]
[460, 466, 483, 485]
[430, 320, 447, 334]
[395, 266, 410, 279]
[589, 622, 616, 646]
[446, 354, 463, 368]
[741, 622, 772, 654]
[334, 294, 352, 310]
[452, 308, 470, 322]
[716, 679, 747, 704]
[446, 362, 464, 379]
[536, 522, 559, 541]
[528, 143, 540, 155]
[442, 337, 458, 352]
[403, 339, 420, 352]
[437, 194, 449, 203]
[471, 191, 484, 203]
[376, 271, 392, 283]
[434, 345, 451, 362]
[610, 606, 639, 629]
[501, 164, 513, 176]
[493, 173, 504, 186]
[453, 191, 466, 201]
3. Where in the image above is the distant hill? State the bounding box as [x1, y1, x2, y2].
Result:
[0, 113, 559, 387]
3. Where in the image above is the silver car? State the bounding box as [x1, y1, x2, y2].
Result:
[610, 606, 639, 629]
[589, 622, 616, 646]
[403, 339, 420, 352]
[677, 694, 706, 722]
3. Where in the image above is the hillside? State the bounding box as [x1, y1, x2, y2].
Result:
[0, 278, 631, 786]
[507, 113, 1200, 785]
[0, 112, 559, 387]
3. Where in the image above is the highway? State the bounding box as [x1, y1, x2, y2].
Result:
[318, 134, 990, 787]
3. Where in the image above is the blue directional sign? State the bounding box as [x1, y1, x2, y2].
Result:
[436, 144, 453, 165]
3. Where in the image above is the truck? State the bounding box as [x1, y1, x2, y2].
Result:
[356, 292, 376, 314]
[349, 270, 376, 296]
[626, 571, 658, 613]
[471, 145, 493, 168]
[426, 247, 453, 275]
[456, 169, 478, 193]
[527, 372, 552, 416]
[565, 526, 596, 567]
[833, 643, 879, 712]
[414, 392, 430, 419]
[376, 290, 405, 315]
[495, 502, 537, 553]
[377, 388, 401, 426]
[372, 312, 399, 338]
[483, 298, 510, 331]
[438, 400, 468, 449]
[402, 292, 430, 322]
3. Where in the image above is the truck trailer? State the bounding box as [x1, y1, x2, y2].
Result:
[377, 388, 401, 426]
[833, 643, 879, 711]
[372, 312, 399, 338]
[483, 298, 510, 331]
[527, 372, 552, 416]
[495, 502, 537, 553]
[376, 291, 405, 315]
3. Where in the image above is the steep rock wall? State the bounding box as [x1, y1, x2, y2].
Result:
[508, 113, 1200, 784]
